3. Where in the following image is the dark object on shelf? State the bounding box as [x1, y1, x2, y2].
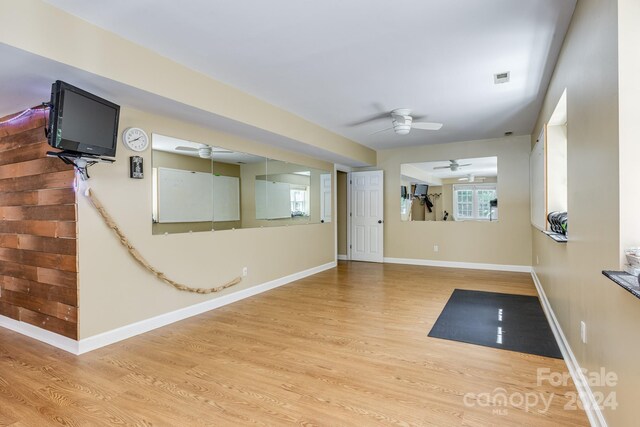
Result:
[429, 289, 562, 358]
[130, 156, 143, 179]
[425, 195, 434, 212]
[401, 185, 408, 199]
[443, 210, 449, 221]
[547, 211, 568, 235]
[47, 80, 120, 158]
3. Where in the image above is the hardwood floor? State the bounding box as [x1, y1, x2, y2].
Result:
[0, 262, 588, 426]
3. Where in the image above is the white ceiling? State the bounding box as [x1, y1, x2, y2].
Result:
[42, 0, 576, 150]
[409, 156, 498, 180]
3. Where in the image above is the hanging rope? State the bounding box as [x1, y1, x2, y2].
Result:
[85, 188, 242, 294]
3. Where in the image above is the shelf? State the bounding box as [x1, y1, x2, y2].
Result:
[543, 230, 567, 243]
[602, 271, 640, 300]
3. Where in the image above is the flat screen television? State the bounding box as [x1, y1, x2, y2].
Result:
[47, 80, 120, 157]
[414, 184, 428, 197]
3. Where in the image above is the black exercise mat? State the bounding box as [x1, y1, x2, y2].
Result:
[428, 289, 562, 359]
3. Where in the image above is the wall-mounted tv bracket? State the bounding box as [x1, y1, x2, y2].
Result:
[41, 101, 52, 138]
[47, 150, 115, 181]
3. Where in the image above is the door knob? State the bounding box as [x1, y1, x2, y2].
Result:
[378, 220, 383, 224]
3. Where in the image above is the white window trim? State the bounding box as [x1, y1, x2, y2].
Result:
[453, 183, 497, 221]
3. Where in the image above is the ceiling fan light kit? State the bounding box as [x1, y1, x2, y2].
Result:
[391, 109, 413, 135]
[198, 147, 212, 158]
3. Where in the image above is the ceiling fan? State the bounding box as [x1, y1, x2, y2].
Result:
[351, 108, 443, 136]
[433, 160, 472, 171]
[175, 145, 233, 158]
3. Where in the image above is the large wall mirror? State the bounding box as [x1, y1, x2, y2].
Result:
[400, 157, 498, 222]
[151, 134, 332, 234]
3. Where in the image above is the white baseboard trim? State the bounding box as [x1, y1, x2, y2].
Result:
[384, 257, 532, 273]
[0, 261, 337, 356]
[0, 315, 80, 354]
[531, 269, 607, 427]
[78, 261, 336, 354]
[337, 254, 348, 261]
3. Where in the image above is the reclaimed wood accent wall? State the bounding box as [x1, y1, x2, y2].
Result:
[0, 107, 78, 339]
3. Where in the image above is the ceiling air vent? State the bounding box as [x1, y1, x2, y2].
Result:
[494, 71, 510, 84]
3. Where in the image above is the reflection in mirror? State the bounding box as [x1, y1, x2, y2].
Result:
[400, 156, 498, 222]
[151, 134, 331, 234]
[152, 134, 214, 235]
[251, 159, 331, 227]
[211, 148, 266, 230]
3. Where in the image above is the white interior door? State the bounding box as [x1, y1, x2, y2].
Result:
[350, 170, 384, 262]
[320, 173, 332, 223]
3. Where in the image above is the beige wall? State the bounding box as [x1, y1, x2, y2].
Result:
[78, 107, 335, 338]
[531, 0, 640, 425]
[337, 171, 348, 256]
[378, 135, 531, 266]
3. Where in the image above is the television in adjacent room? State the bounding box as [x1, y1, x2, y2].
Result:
[47, 80, 120, 157]
[414, 184, 428, 197]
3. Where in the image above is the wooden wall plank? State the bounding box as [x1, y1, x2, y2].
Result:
[0, 261, 77, 288]
[0, 142, 51, 166]
[0, 234, 76, 255]
[0, 234, 18, 248]
[0, 248, 77, 272]
[0, 205, 76, 221]
[0, 170, 75, 193]
[36, 267, 77, 289]
[0, 289, 77, 323]
[0, 276, 77, 306]
[0, 188, 76, 207]
[0, 220, 76, 239]
[0, 158, 73, 180]
[0, 109, 45, 137]
[0, 108, 77, 340]
[19, 308, 77, 339]
[0, 301, 20, 320]
[0, 127, 47, 152]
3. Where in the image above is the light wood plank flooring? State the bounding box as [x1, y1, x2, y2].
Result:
[0, 262, 588, 426]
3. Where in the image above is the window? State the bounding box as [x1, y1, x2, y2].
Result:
[453, 184, 497, 221]
[290, 185, 310, 216]
[546, 89, 568, 215]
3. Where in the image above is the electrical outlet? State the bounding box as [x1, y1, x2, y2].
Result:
[242, 267, 248, 277]
[433, 245, 439, 252]
[580, 321, 587, 344]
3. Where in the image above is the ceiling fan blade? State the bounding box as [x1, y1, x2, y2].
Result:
[211, 147, 234, 154]
[175, 146, 199, 151]
[433, 165, 452, 170]
[411, 122, 443, 130]
[368, 127, 393, 135]
[458, 163, 472, 167]
[347, 112, 391, 127]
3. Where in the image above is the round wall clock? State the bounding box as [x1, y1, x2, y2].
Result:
[122, 127, 149, 152]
